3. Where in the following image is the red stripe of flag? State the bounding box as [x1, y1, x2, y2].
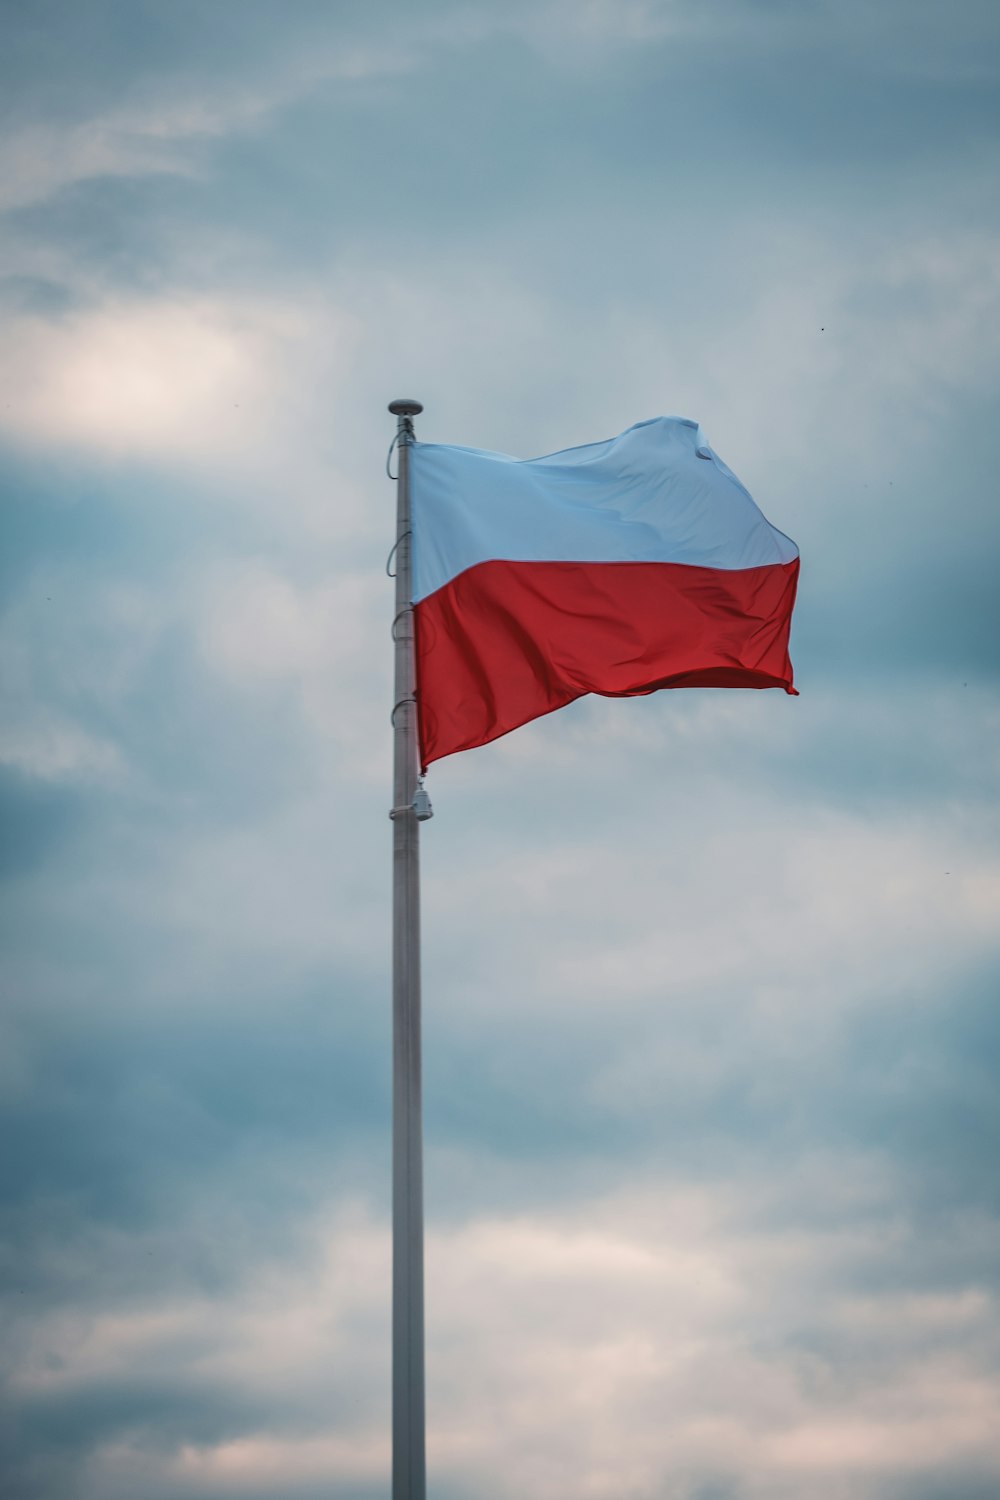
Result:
[416, 557, 799, 767]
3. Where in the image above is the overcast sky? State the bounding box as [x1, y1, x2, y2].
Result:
[2, 3, 999, 1498]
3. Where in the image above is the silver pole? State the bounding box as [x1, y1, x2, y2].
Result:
[388, 397, 426, 1500]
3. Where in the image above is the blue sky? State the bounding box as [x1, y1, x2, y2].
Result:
[2, 3, 999, 1498]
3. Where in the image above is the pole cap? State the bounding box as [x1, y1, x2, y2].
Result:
[388, 399, 423, 417]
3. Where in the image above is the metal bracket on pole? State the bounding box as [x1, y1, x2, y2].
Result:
[388, 397, 427, 1500]
[412, 781, 433, 821]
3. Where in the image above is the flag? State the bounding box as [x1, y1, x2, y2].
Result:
[410, 416, 799, 768]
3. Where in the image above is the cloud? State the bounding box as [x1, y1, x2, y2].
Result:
[0, 37, 415, 213]
[6, 1182, 999, 1500]
[2, 3, 999, 1498]
[195, 561, 388, 776]
[0, 296, 331, 464]
[0, 715, 124, 784]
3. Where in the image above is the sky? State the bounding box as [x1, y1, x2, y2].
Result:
[1, 2, 999, 1497]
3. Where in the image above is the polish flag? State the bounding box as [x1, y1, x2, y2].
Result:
[411, 417, 799, 768]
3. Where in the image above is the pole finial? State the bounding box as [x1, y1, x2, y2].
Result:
[389, 399, 423, 417]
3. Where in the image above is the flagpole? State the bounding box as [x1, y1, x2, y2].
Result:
[388, 397, 427, 1500]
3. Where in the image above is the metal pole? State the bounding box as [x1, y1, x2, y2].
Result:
[388, 398, 426, 1500]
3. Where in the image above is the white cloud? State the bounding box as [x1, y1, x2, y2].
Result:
[195, 559, 389, 777]
[0, 288, 375, 557]
[2, 13, 999, 1500]
[423, 778, 1000, 1033]
[0, 296, 327, 461]
[1, 572, 170, 714]
[198, 562, 379, 689]
[0, 713, 124, 782]
[17, 1181, 999, 1500]
[0, 43, 414, 212]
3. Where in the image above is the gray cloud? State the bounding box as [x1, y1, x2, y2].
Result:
[2, 1, 999, 1497]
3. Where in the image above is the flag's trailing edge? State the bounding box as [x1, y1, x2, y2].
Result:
[410, 416, 799, 768]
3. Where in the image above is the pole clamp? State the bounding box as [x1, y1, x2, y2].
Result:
[391, 695, 416, 727]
